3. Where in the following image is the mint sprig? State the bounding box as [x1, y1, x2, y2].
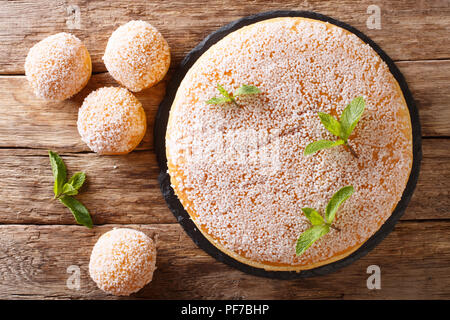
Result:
[48, 151, 92, 228]
[304, 97, 365, 158]
[59, 195, 92, 228]
[62, 172, 86, 196]
[296, 186, 354, 256]
[48, 150, 67, 197]
[206, 84, 260, 106]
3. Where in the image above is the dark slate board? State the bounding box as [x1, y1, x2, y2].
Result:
[154, 10, 422, 279]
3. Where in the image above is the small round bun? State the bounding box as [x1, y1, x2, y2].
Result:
[77, 87, 147, 155]
[89, 228, 157, 296]
[103, 20, 170, 92]
[25, 32, 91, 101]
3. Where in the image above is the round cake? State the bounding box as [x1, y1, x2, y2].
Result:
[165, 17, 413, 271]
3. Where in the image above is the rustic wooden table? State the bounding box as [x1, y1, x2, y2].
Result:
[0, 0, 449, 300]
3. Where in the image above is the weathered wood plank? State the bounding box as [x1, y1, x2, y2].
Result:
[0, 221, 449, 299]
[0, 60, 448, 153]
[0, 150, 175, 225]
[398, 60, 450, 137]
[0, 73, 165, 151]
[1, 0, 449, 302]
[0, 0, 449, 74]
[0, 139, 448, 225]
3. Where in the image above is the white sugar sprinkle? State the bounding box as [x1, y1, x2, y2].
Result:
[89, 228, 156, 296]
[77, 87, 147, 154]
[25, 32, 91, 101]
[103, 20, 170, 92]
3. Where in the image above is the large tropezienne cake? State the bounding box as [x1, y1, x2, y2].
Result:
[166, 17, 412, 271]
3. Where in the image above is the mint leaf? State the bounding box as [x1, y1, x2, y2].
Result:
[304, 139, 345, 156]
[48, 151, 92, 228]
[339, 96, 365, 141]
[325, 185, 354, 223]
[217, 84, 234, 102]
[296, 225, 330, 256]
[48, 150, 67, 197]
[206, 97, 230, 105]
[296, 186, 355, 256]
[303, 96, 365, 158]
[67, 172, 86, 190]
[234, 84, 261, 96]
[59, 195, 93, 228]
[207, 84, 260, 106]
[301, 208, 324, 226]
[62, 183, 78, 196]
[318, 112, 341, 137]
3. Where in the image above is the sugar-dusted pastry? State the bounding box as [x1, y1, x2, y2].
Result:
[89, 228, 157, 296]
[103, 20, 170, 92]
[25, 33, 91, 101]
[166, 17, 413, 271]
[77, 87, 147, 155]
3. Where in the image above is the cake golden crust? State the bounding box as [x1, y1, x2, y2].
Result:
[166, 17, 413, 271]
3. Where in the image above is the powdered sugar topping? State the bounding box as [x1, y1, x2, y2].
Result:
[25, 32, 91, 101]
[78, 87, 146, 154]
[103, 20, 170, 92]
[89, 228, 156, 296]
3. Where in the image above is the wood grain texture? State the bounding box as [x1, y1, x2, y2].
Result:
[0, 73, 166, 151]
[0, 0, 449, 300]
[0, 139, 448, 225]
[0, 60, 448, 154]
[398, 60, 450, 137]
[0, 0, 449, 74]
[0, 222, 449, 299]
[0, 149, 173, 225]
